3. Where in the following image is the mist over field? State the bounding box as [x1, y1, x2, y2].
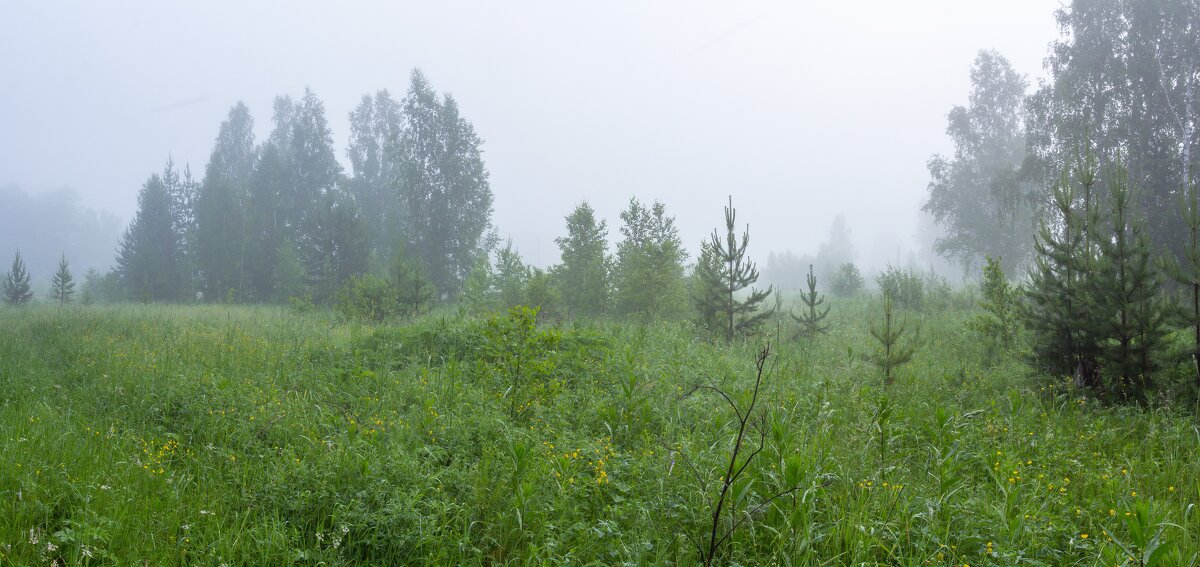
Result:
[4, 3, 1200, 565]
[2, 2, 1058, 283]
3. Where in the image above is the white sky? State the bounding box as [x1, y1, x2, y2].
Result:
[0, 1, 1062, 269]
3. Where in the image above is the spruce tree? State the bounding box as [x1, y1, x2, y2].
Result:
[791, 264, 830, 338]
[115, 172, 186, 302]
[3, 250, 34, 305]
[50, 253, 75, 305]
[696, 196, 773, 341]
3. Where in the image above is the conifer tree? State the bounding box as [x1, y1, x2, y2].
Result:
[792, 264, 830, 338]
[695, 196, 773, 340]
[1088, 166, 1170, 399]
[50, 253, 75, 305]
[970, 256, 1018, 363]
[1024, 164, 1100, 386]
[115, 172, 186, 302]
[865, 292, 920, 385]
[2, 250, 34, 305]
[1164, 174, 1200, 388]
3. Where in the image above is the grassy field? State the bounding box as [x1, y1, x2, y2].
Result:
[2, 300, 1199, 565]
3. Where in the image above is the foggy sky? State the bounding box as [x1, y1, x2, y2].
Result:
[0, 1, 1059, 271]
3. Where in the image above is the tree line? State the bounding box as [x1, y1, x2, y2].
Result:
[105, 69, 494, 305]
[924, 0, 1200, 276]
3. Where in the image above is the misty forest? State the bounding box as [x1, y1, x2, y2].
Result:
[4, 2, 1200, 565]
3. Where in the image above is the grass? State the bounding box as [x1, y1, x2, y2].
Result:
[1, 299, 1198, 565]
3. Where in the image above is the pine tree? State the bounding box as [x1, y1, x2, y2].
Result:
[1024, 165, 1100, 387]
[791, 264, 830, 338]
[3, 250, 34, 305]
[1164, 174, 1200, 388]
[1088, 166, 1170, 399]
[50, 253, 75, 305]
[695, 196, 773, 341]
[865, 292, 920, 385]
[970, 256, 1018, 363]
[692, 238, 726, 332]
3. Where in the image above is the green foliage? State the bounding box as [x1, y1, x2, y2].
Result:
[459, 255, 497, 314]
[1025, 166, 1093, 382]
[334, 274, 395, 322]
[297, 194, 369, 304]
[390, 244, 436, 317]
[615, 197, 688, 321]
[1027, 1, 1199, 259]
[483, 306, 562, 420]
[194, 153, 246, 301]
[692, 196, 773, 340]
[346, 90, 404, 261]
[830, 262, 864, 297]
[554, 201, 611, 319]
[875, 265, 925, 311]
[1087, 167, 1170, 400]
[395, 70, 495, 298]
[1026, 158, 1172, 401]
[791, 264, 830, 338]
[2, 301, 1200, 564]
[50, 253, 75, 306]
[524, 268, 562, 322]
[923, 50, 1034, 273]
[864, 292, 921, 384]
[970, 256, 1018, 363]
[3, 250, 34, 305]
[1163, 174, 1200, 388]
[493, 239, 529, 310]
[115, 168, 187, 302]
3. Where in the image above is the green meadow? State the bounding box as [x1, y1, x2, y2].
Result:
[2, 301, 1198, 565]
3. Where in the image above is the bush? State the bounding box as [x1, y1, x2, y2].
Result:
[830, 262, 864, 297]
[875, 265, 924, 310]
[335, 274, 396, 322]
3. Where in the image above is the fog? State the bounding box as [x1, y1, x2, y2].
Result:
[0, 1, 1058, 278]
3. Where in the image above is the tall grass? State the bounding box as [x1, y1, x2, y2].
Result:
[1, 301, 1197, 565]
